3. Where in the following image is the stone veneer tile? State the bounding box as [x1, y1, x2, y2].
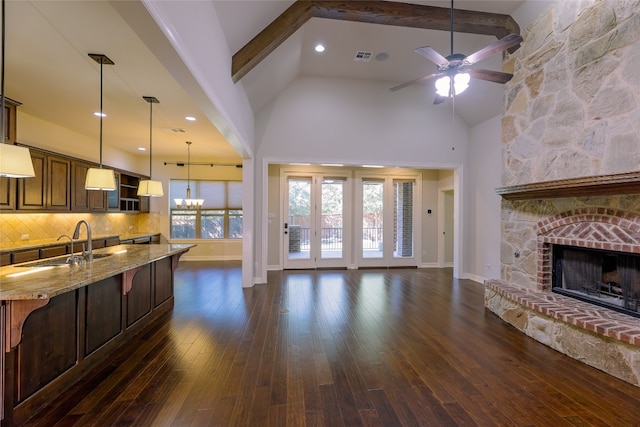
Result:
[0, 213, 159, 245]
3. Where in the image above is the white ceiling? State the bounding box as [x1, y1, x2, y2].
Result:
[5, 0, 530, 162]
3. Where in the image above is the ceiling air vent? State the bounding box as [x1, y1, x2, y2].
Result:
[162, 127, 187, 133]
[354, 51, 373, 62]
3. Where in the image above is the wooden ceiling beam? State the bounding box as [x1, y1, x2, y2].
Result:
[231, 1, 521, 83]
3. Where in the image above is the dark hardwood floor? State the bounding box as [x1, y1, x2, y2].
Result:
[26, 263, 640, 426]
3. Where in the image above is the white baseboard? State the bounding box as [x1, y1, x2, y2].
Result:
[267, 264, 281, 271]
[180, 255, 242, 262]
[419, 262, 440, 268]
[464, 273, 486, 284]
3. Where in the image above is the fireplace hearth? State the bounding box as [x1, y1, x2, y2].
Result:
[552, 245, 640, 318]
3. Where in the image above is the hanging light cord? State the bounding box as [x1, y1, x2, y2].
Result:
[148, 101, 153, 177]
[449, 0, 454, 56]
[186, 141, 192, 195]
[99, 55, 104, 168]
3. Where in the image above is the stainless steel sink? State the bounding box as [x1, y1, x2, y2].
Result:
[16, 252, 113, 268]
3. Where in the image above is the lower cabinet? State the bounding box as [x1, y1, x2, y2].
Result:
[1, 258, 176, 426]
[127, 264, 152, 327]
[17, 291, 77, 402]
[85, 276, 122, 355]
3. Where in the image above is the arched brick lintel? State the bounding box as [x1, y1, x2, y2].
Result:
[535, 207, 640, 237]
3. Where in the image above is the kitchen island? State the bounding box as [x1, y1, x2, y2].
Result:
[0, 244, 193, 426]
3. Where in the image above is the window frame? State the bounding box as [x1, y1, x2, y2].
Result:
[170, 180, 242, 240]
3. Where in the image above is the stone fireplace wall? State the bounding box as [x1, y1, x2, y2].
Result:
[501, 1, 640, 289]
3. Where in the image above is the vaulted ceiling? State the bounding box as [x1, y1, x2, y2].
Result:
[5, 1, 535, 161]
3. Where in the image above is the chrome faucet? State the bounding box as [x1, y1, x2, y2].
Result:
[72, 220, 93, 263]
[57, 234, 83, 265]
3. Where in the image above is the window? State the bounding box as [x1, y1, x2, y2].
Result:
[170, 180, 242, 239]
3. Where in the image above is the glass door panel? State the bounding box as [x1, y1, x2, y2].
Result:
[286, 177, 312, 263]
[362, 179, 384, 259]
[320, 178, 344, 260]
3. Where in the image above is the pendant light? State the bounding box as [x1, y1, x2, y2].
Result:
[85, 53, 116, 191]
[434, 0, 470, 98]
[173, 141, 203, 208]
[137, 96, 164, 197]
[0, 0, 34, 178]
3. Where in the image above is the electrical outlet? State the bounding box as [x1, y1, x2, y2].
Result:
[21, 234, 29, 240]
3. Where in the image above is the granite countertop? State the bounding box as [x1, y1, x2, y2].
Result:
[0, 232, 160, 254]
[0, 243, 193, 301]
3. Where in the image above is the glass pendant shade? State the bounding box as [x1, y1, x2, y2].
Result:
[0, 144, 35, 177]
[435, 72, 470, 98]
[138, 179, 164, 197]
[85, 167, 116, 190]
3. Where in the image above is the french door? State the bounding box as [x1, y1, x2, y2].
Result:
[283, 173, 350, 269]
[355, 173, 421, 267]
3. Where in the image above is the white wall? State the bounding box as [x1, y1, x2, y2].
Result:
[466, 115, 502, 283]
[18, 112, 145, 174]
[254, 76, 470, 282]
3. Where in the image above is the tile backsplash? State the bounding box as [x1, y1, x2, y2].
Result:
[0, 213, 161, 244]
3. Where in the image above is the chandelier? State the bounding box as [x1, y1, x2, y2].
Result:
[173, 141, 203, 208]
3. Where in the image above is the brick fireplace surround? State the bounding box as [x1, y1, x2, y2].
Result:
[486, 207, 640, 387]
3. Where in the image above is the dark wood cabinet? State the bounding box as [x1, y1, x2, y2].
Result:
[0, 176, 15, 210]
[0, 252, 183, 426]
[2, 144, 147, 213]
[71, 161, 90, 211]
[2, 97, 19, 144]
[47, 155, 71, 210]
[71, 161, 107, 212]
[127, 264, 152, 327]
[12, 249, 40, 264]
[85, 276, 122, 355]
[119, 173, 142, 212]
[16, 151, 47, 210]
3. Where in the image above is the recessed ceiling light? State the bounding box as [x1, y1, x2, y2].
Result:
[362, 164, 384, 168]
[93, 112, 106, 117]
[289, 162, 311, 166]
[321, 163, 343, 167]
[375, 53, 389, 61]
[138, 147, 146, 151]
[185, 116, 196, 121]
[315, 44, 325, 53]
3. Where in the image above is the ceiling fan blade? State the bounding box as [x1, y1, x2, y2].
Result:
[468, 68, 514, 84]
[433, 95, 447, 105]
[389, 72, 442, 92]
[465, 33, 523, 65]
[414, 46, 449, 68]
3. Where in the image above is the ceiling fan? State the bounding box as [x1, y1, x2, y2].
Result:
[389, 0, 523, 104]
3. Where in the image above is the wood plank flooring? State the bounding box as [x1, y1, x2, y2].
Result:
[25, 263, 640, 426]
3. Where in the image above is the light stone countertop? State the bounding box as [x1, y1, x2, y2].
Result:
[0, 243, 194, 300]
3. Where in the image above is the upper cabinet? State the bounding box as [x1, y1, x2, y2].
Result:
[1, 97, 148, 213]
[2, 97, 19, 144]
[1, 99, 19, 211]
[3, 145, 148, 213]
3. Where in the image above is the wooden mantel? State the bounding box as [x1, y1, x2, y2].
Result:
[496, 171, 640, 200]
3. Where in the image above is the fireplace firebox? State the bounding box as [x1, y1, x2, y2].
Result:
[552, 245, 640, 318]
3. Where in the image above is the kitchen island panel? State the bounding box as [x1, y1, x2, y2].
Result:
[127, 264, 152, 327]
[85, 276, 122, 356]
[17, 290, 77, 403]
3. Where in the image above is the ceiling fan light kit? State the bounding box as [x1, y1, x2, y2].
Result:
[390, 0, 522, 102]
